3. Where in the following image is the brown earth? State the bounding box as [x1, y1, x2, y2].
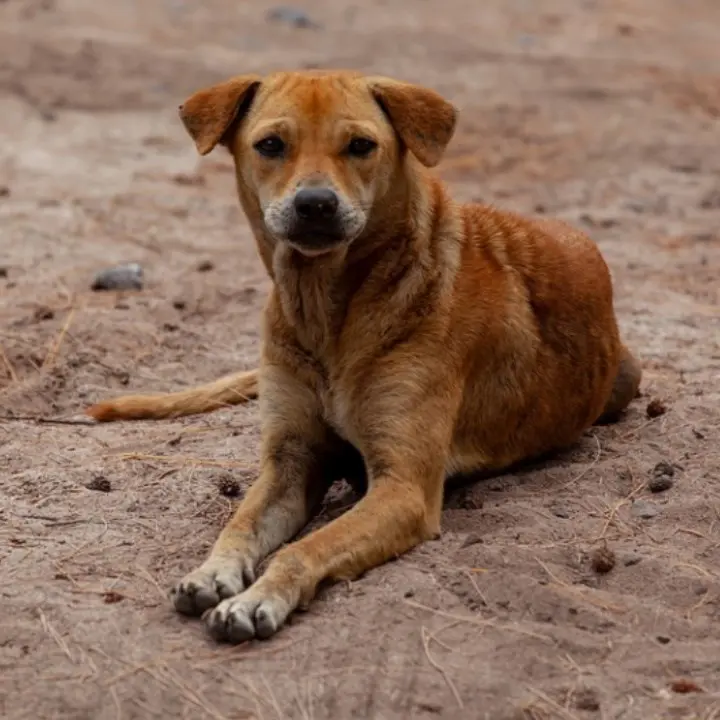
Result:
[1, 1, 719, 718]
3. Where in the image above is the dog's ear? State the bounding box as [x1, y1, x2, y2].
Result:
[179, 75, 262, 156]
[366, 77, 457, 167]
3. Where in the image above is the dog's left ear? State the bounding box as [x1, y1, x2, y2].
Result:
[367, 77, 457, 167]
[179, 74, 262, 156]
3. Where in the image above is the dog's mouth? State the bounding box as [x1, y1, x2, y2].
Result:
[284, 226, 351, 257]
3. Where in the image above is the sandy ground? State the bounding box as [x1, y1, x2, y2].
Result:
[1, 1, 719, 718]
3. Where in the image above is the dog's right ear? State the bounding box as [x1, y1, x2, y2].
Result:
[179, 75, 262, 156]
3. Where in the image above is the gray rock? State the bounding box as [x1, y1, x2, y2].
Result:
[266, 6, 321, 29]
[632, 500, 659, 519]
[91, 263, 143, 291]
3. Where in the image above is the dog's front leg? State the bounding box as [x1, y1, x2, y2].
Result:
[205, 387, 455, 642]
[172, 365, 334, 618]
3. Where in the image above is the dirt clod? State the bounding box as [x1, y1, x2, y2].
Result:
[217, 475, 241, 497]
[86, 475, 112, 492]
[669, 678, 703, 694]
[102, 591, 124, 604]
[646, 399, 668, 418]
[196, 260, 215, 272]
[574, 687, 601, 711]
[33, 306, 55, 321]
[648, 462, 675, 492]
[590, 544, 616, 573]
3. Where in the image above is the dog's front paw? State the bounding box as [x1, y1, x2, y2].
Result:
[171, 557, 256, 616]
[205, 582, 294, 643]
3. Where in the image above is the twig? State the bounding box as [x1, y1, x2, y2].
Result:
[562, 434, 601, 488]
[38, 608, 74, 662]
[112, 452, 254, 470]
[593, 479, 646, 542]
[42, 307, 76, 370]
[421, 626, 464, 708]
[404, 598, 550, 641]
[0, 344, 18, 383]
[535, 559, 625, 613]
[527, 687, 580, 720]
[0, 414, 97, 426]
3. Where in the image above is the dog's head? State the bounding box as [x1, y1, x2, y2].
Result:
[178, 71, 457, 257]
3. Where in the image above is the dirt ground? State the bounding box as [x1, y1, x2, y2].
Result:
[1, 0, 719, 718]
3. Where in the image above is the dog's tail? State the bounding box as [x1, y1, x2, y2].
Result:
[85, 369, 259, 422]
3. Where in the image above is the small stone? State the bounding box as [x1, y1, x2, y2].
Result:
[172, 299, 187, 310]
[403, 589, 415, 598]
[91, 263, 143, 291]
[266, 6, 321, 28]
[460, 533, 484, 548]
[623, 554, 642, 566]
[86, 475, 112, 492]
[0, 186, 9, 198]
[458, 492, 483, 510]
[646, 399, 667, 418]
[590, 544, 616, 574]
[163, 322, 179, 332]
[656, 635, 671, 644]
[632, 500, 659, 519]
[0, 266, 8, 278]
[217, 475, 241, 498]
[196, 260, 215, 272]
[574, 687, 600, 711]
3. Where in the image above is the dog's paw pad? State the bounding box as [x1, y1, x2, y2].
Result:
[171, 559, 253, 616]
[205, 589, 291, 644]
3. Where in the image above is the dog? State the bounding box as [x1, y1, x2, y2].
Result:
[87, 70, 642, 644]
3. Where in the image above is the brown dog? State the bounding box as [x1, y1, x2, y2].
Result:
[87, 70, 641, 643]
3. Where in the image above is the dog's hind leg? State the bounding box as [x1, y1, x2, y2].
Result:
[594, 345, 642, 424]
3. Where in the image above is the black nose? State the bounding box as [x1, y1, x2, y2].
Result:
[294, 188, 339, 222]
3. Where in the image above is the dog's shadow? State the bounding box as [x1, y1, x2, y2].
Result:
[303, 432, 605, 536]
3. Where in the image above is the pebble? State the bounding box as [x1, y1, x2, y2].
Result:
[632, 500, 659, 519]
[266, 6, 321, 28]
[91, 263, 143, 291]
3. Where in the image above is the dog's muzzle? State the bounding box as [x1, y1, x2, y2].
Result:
[287, 188, 346, 253]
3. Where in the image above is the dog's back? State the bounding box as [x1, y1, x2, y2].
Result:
[445, 202, 636, 474]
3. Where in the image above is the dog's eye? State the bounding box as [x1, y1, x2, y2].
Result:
[347, 137, 377, 158]
[254, 135, 285, 158]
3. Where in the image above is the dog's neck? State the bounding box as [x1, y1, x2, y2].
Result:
[235, 160, 448, 356]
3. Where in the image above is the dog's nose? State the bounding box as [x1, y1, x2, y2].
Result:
[294, 188, 339, 222]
